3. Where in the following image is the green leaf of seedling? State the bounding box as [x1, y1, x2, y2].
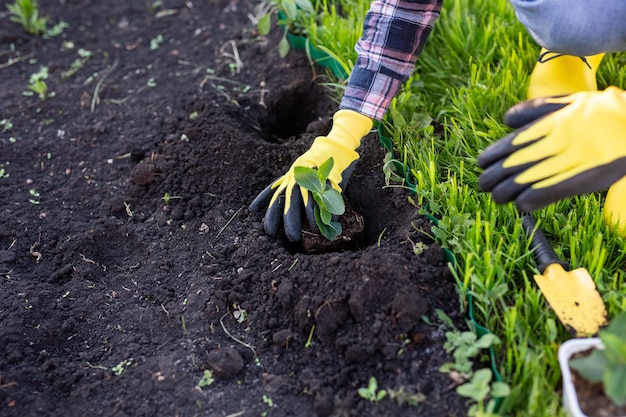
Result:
[278, 32, 290, 58]
[279, 0, 297, 21]
[490, 382, 511, 398]
[317, 157, 334, 181]
[604, 366, 626, 406]
[368, 376, 378, 392]
[312, 192, 324, 209]
[474, 333, 500, 350]
[570, 349, 608, 383]
[357, 387, 370, 399]
[318, 207, 332, 226]
[320, 189, 345, 216]
[315, 209, 341, 240]
[604, 310, 626, 337]
[330, 220, 341, 235]
[318, 222, 340, 241]
[600, 332, 626, 364]
[294, 166, 324, 194]
[257, 13, 271, 36]
[456, 368, 492, 403]
[295, 0, 314, 13]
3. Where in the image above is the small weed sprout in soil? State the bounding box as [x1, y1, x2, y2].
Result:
[440, 329, 500, 377]
[111, 359, 132, 376]
[294, 157, 345, 241]
[25, 66, 50, 101]
[569, 310, 626, 407]
[436, 309, 509, 416]
[7, 0, 47, 35]
[358, 377, 387, 403]
[197, 370, 215, 388]
[457, 368, 510, 417]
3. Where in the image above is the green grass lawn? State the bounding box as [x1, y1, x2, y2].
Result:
[273, 0, 626, 415]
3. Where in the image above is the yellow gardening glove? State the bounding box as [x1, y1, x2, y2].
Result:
[249, 109, 373, 242]
[525, 49, 626, 236]
[478, 87, 626, 213]
[605, 175, 626, 236]
[527, 49, 604, 99]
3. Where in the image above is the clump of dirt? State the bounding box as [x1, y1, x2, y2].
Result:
[0, 1, 469, 416]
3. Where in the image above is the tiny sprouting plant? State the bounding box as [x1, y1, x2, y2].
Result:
[162, 193, 183, 205]
[358, 377, 387, 402]
[386, 386, 426, 407]
[111, 359, 132, 376]
[197, 370, 215, 388]
[305, 324, 315, 348]
[232, 302, 247, 324]
[0, 164, 9, 179]
[7, 0, 48, 35]
[435, 309, 509, 416]
[0, 119, 13, 133]
[439, 329, 500, 377]
[62, 49, 93, 80]
[294, 157, 345, 241]
[262, 394, 274, 407]
[25, 66, 50, 100]
[150, 34, 163, 51]
[44, 21, 68, 38]
[28, 189, 40, 204]
[456, 368, 510, 417]
[569, 310, 626, 407]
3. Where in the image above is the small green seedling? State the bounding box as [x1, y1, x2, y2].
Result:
[386, 387, 426, 407]
[569, 310, 626, 407]
[456, 368, 510, 417]
[358, 377, 387, 402]
[150, 34, 163, 51]
[198, 370, 215, 388]
[62, 49, 93, 79]
[162, 192, 182, 205]
[440, 330, 500, 377]
[7, 0, 48, 35]
[111, 359, 132, 376]
[25, 66, 50, 100]
[0, 119, 13, 133]
[294, 157, 345, 241]
[262, 394, 275, 408]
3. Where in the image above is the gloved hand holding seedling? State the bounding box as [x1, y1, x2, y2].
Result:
[293, 157, 345, 241]
[249, 109, 372, 242]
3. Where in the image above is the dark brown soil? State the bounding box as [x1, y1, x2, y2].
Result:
[0, 1, 468, 416]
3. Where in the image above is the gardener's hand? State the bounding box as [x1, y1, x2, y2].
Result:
[477, 87, 626, 212]
[249, 109, 373, 242]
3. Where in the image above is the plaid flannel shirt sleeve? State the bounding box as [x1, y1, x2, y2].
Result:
[340, 0, 442, 121]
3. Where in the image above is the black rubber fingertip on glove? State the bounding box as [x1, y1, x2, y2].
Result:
[284, 188, 303, 242]
[476, 131, 522, 170]
[478, 159, 536, 192]
[263, 194, 284, 238]
[249, 184, 274, 213]
[503, 98, 568, 128]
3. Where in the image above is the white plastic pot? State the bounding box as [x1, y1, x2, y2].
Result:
[558, 338, 605, 417]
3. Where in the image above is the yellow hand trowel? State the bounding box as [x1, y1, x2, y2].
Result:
[521, 214, 608, 337]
